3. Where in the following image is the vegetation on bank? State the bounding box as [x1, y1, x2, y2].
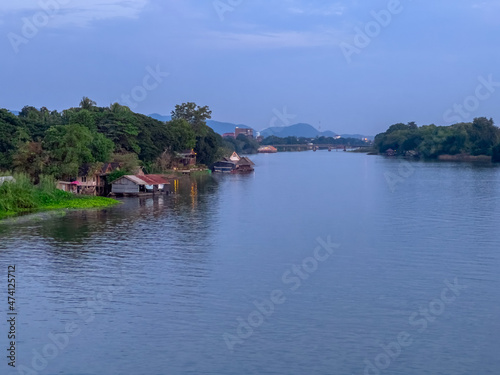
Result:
[0, 99, 228, 182]
[374, 117, 500, 161]
[0, 175, 119, 219]
[223, 134, 260, 154]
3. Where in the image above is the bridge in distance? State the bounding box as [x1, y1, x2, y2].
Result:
[268, 144, 373, 151]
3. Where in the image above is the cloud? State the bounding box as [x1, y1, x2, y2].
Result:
[1, 0, 149, 27]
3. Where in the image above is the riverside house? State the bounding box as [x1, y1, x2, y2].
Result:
[111, 175, 170, 196]
[76, 162, 122, 196]
[57, 162, 121, 196]
[174, 150, 197, 168]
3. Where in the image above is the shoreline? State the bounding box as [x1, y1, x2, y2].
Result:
[0, 195, 120, 221]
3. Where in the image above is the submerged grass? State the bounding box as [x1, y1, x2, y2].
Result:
[0, 174, 119, 219]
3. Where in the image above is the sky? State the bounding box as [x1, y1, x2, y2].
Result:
[1, 0, 500, 135]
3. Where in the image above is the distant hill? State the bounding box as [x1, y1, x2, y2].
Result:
[9, 110, 20, 116]
[147, 114, 373, 139]
[149, 113, 171, 122]
[260, 123, 338, 138]
[147, 114, 252, 135]
[206, 120, 252, 135]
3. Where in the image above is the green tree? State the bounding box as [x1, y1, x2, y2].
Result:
[90, 133, 114, 162]
[171, 102, 212, 135]
[44, 125, 94, 178]
[12, 142, 48, 182]
[168, 119, 196, 151]
[80, 97, 97, 111]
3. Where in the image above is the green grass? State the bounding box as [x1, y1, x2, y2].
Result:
[0, 174, 119, 220]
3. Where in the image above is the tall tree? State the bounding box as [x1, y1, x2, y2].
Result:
[80, 97, 97, 111]
[171, 102, 212, 135]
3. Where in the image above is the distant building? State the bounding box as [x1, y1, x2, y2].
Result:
[386, 149, 395, 156]
[222, 132, 235, 138]
[235, 127, 253, 138]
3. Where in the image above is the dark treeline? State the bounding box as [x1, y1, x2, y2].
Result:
[261, 135, 368, 146]
[0, 99, 235, 181]
[374, 117, 500, 161]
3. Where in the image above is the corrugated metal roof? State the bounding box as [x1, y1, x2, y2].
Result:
[118, 175, 169, 185]
[122, 175, 147, 185]
[139, 175, 169, 185]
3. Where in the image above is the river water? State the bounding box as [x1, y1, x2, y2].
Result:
[1, 151, 499, 375]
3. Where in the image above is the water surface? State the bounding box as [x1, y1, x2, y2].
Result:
[1, 152, 499, 374]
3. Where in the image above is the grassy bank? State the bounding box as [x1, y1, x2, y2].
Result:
[0, 175, 119, 220]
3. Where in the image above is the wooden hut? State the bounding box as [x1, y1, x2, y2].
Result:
[111, 175, 170, 196]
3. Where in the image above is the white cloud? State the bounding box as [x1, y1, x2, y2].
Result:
[0, 0, 149, 27]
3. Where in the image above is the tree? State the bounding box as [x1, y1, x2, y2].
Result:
[70, 109, 96, 131]
[167, 119, 196, 151]
[492, 143, 500, 163]
[90, 133, 114, 162]
[12, 142, 48, 182]
[44, 125, 94, 178]
[171, 102, 212, 135]
[80, 97, 97, 110]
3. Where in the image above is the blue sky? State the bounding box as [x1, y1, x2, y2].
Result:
[1, 0, 499, 135]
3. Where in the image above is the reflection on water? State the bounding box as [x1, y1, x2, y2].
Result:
[1, 155, 500, 375]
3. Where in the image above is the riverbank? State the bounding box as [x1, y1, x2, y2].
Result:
[0, 176, 119, 220]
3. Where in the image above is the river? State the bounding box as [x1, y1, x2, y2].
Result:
[1, 151, 499, 375]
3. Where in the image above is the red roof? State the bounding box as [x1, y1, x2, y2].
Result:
[137, 175, 169, 185]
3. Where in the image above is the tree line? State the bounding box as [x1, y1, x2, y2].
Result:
[374, 117, 500, 161]
[0, 99, 230, 181]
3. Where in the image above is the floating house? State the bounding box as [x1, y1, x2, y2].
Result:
[111, 175, 170, 196]
[386, 148, 395, 156]
[213, 153, 255, 173]
[236, 157, 255, 173]
[229, 152, 240, 162]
